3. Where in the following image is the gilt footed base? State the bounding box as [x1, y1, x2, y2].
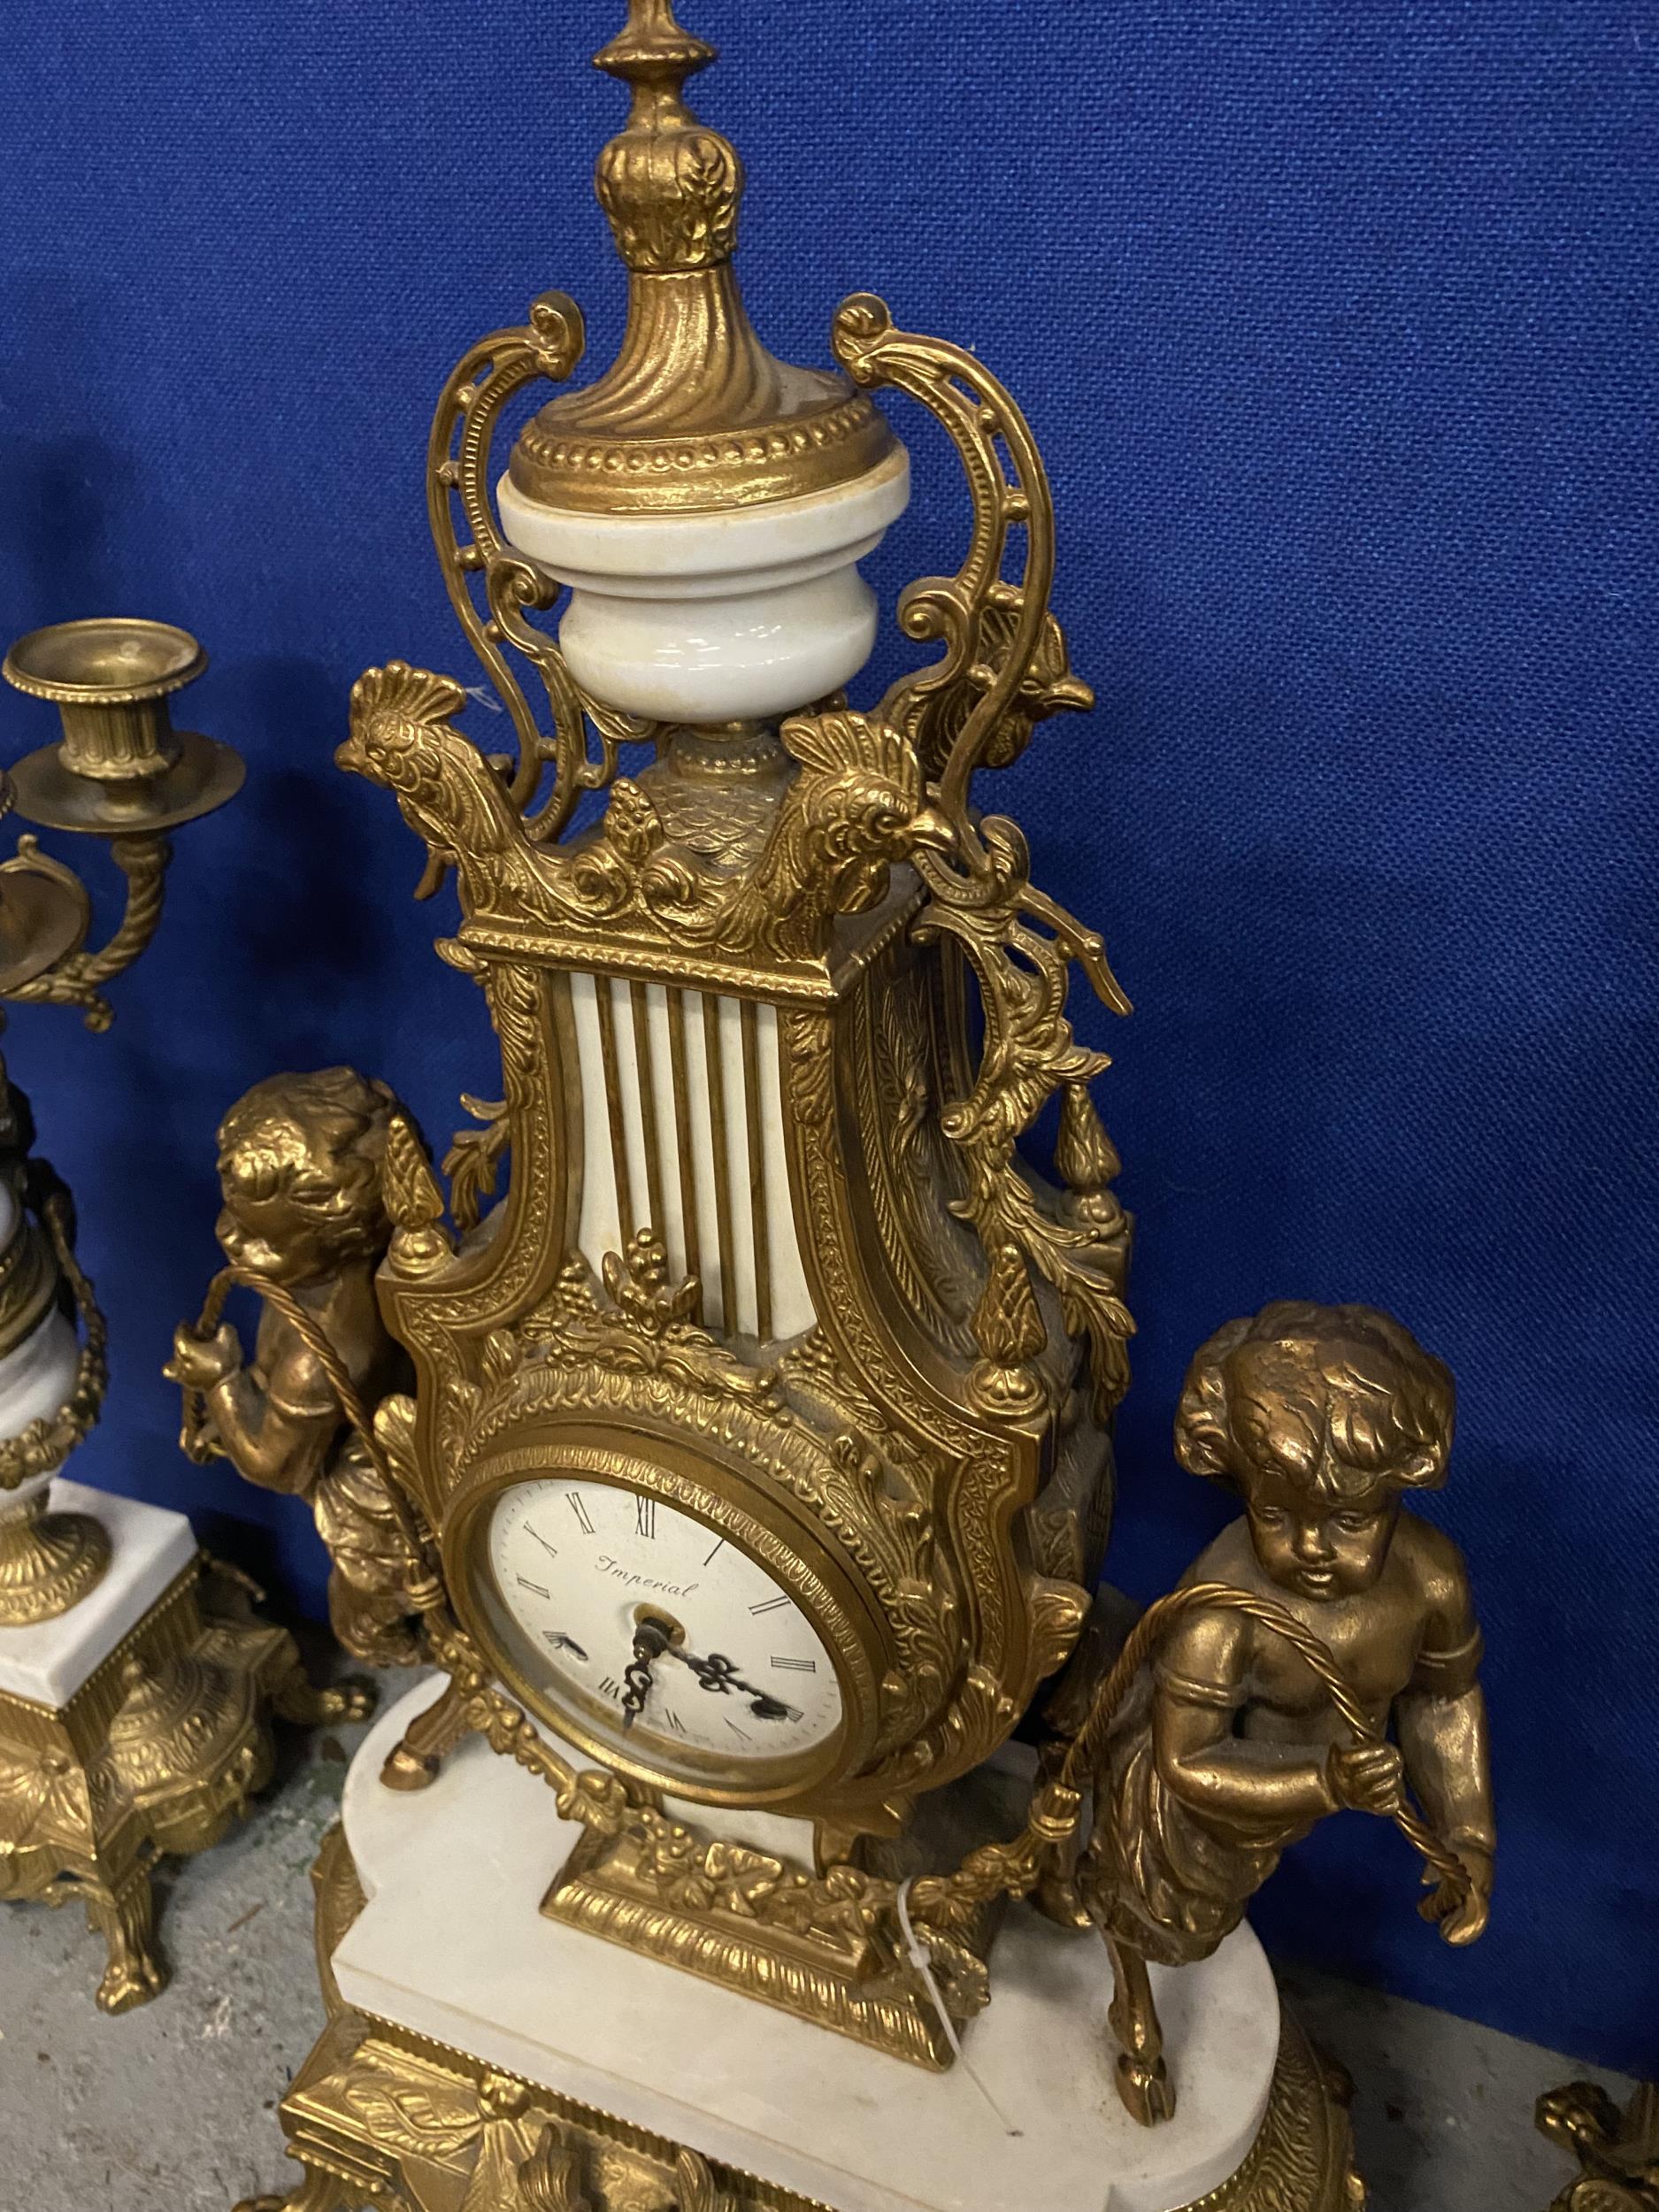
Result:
[0, 1494, 111, 1624]
[249, 1816, 1363, 2212]
[248, 1678, 1363, 2211]
[0, 1481, 373, 2011]
[541, 1801, 994, 2071]
[249, 2004, 1361, 2212]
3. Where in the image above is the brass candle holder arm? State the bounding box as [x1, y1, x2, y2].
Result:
[0, 815, 90, 995]
[0, 830, 170, 1030]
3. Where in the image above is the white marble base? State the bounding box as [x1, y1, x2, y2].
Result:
[0, 1479, 196, 1708]
[334, 1678, 1281, 2212]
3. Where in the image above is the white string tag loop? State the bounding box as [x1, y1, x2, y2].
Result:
[895, 1878, 1023, 2138]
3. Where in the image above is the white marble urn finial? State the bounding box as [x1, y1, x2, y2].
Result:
[497, 0, 910, 724]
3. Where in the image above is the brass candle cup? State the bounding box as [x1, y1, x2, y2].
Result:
[3, 616, 242, 833]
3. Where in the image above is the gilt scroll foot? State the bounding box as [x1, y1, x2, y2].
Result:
[87, 1866, 167, 2015]
[233, 2164, 355, 2212]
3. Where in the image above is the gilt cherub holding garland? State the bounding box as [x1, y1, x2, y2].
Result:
[1024, 1300, 1494, 2126]
[168, 1067, 425, 1665]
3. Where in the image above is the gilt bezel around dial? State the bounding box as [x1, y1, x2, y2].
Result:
[444, 1421, 887, 1809]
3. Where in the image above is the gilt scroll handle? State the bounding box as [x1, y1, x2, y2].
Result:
[832, 292, 1134, 1414]
[426, 291, 659, 850]
[426, 294, 586, 826]
[829, 290, 1128, 1010]
[832, 292, 1088, 864]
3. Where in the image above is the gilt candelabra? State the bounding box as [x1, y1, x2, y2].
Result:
[0, 616, 242, 1621]
[0, 618, 364, 2016]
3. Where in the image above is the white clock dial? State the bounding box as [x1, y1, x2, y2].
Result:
[484, 1476, 843, 1778]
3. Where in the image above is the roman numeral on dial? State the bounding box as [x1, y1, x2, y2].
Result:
[771, 1655, 816, 1672]
[568, 1494, 595, 1535]
[516, 1577, 549, 1600]
[597, 1675, 622, 1701]
[635, 1495, 657, 1539]
[748, 1595, 790, 1616]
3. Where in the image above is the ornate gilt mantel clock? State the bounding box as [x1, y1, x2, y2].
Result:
[345, 0, 1135, 1985]
[198, 7, 1503, 2208]
[345, 0, 1141, 1973]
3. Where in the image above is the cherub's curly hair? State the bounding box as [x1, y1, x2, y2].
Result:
[1173, 1300, 1455, 1502]
[216, 1067, 400, 1264]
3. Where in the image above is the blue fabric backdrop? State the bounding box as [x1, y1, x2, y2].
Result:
[2, 0, 1653, 2078]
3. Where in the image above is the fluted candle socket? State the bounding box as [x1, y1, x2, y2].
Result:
[3, 617, 242, 834]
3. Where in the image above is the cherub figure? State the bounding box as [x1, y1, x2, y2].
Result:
[168, 1068, 424, 1664]
[1074, 1301, 1494, 2124]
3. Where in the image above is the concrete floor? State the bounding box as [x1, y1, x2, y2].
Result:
[1, 1671, 1633, 2212]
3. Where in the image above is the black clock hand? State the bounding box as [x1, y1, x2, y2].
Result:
[665, 1646, 799, 1722]
[620, 1617, 671, 1731]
